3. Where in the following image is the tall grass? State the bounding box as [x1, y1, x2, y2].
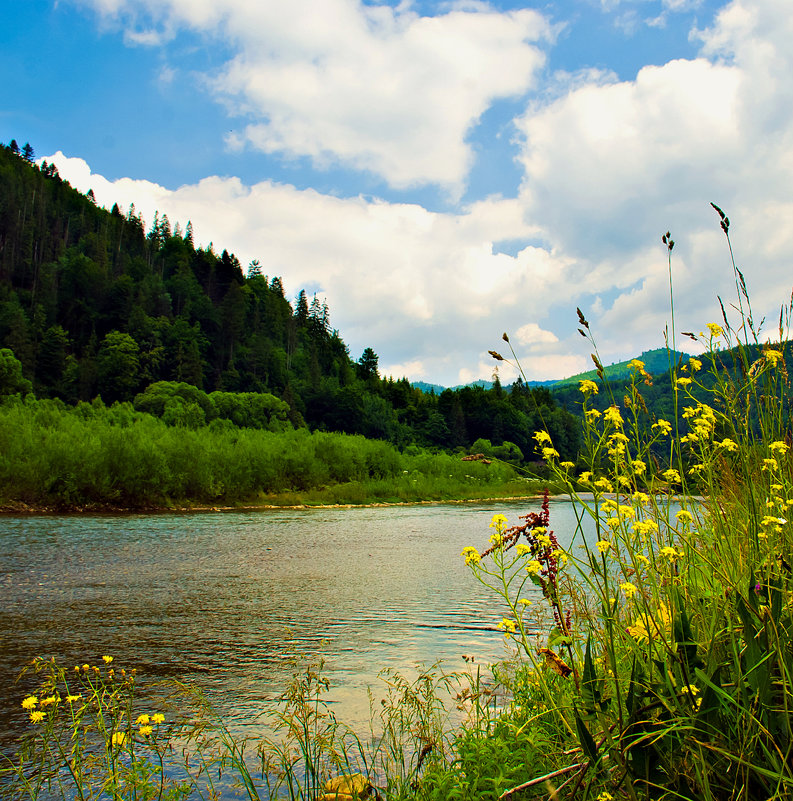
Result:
[458, 208, 793, 799]
[0, 399, 531, 509]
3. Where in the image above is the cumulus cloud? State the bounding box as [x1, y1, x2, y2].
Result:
[75, 0, 552, 193]
[510, 0, 793, 362]
[514, 323, 559, 347]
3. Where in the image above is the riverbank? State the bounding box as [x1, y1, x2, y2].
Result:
[0, 480, 564, 515]
[2, 400, 560, 510]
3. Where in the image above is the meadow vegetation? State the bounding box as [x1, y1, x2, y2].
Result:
[0, 394, 547, 509]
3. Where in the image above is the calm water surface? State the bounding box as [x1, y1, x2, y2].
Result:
[0, 499, 594, 750]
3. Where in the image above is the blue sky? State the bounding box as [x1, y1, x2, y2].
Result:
[2, 0, 791, 385]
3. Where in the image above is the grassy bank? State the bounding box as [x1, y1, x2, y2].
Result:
[0, 396, 550, 511]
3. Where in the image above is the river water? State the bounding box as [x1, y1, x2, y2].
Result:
[0, 499, 593, 755]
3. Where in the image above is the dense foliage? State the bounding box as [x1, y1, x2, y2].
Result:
[0, 141, 579, 462]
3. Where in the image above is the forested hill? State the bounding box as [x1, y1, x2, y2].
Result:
[0, 140, 580, 462]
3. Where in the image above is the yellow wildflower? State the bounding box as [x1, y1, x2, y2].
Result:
[21, 696, 37, 711]
[516, 543, 531, 556]
[526, 560, 542, 575]
[660, 546, 683, 561]
[662, 468, 681, 484]
[579, 471, 592, 483]
[596, 540, 611, 555]
[152, 713, 165, 724]
[111, 732, 126, 747]
[135, 714, 150, 725]
[596, 793, 614, 801]
[770, 441, 789, 455]
[633, 491, 649, 505]
[628, 359, 645, 372]
[653, 419, 672, 436]
[66, 695, 82, 703]
[537, 533, 552, 548]
[676, 510, 694, 524]
[560, 461, 575, 470]
[533, 431, 552, 445]
[498, 618, 517, 635]
[139, 725, 153, 736]
[632, 459, 646, 475]
[594, 477, 614, 493]
[518, 598, 532, 606]
[620, 582, 638, 599]
[29, 711, 46, 724]
[762, 458, 779, 472]
[688, 357, 702, 372]
[579, 379, 599, 395]
[542, 447, 560, 460]
[585, 409, 601, 422]
[707, 323, 724, 338]
[627, 602, 673, 643]
[102, 656, 113, 664]
[761, 515, 786, 529]
[604, 406, 623, 426]
[717, 438, 738, 452]
[765, 349, 783, 366]
[552, 549, 569, 567]
[490, 513, 507, 528]
[461, 547, 481, 566]
[633, 520, 659, 536]
[39, 696, 58, 707]
[675, 377, 692, 387]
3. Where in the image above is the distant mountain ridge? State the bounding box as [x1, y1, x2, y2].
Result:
[412, 348, 689, 393]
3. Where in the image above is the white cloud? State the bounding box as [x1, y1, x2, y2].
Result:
[382, 360, 426, 381]
[514, 323, 559, 347]
[76, 0, 552, 193]
[508, 0, 793, 362]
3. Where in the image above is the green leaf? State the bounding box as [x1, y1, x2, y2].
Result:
[574, 705, 600, 764]
[548, 627, 572, 647]
[581, 634, 603, 718]
[626, 656, 645, 721]
[693, 666, 722, 737]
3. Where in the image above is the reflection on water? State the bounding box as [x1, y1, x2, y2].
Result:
[0, 499, 593, 751]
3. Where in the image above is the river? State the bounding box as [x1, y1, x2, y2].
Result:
[0, 498, 594, 757]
